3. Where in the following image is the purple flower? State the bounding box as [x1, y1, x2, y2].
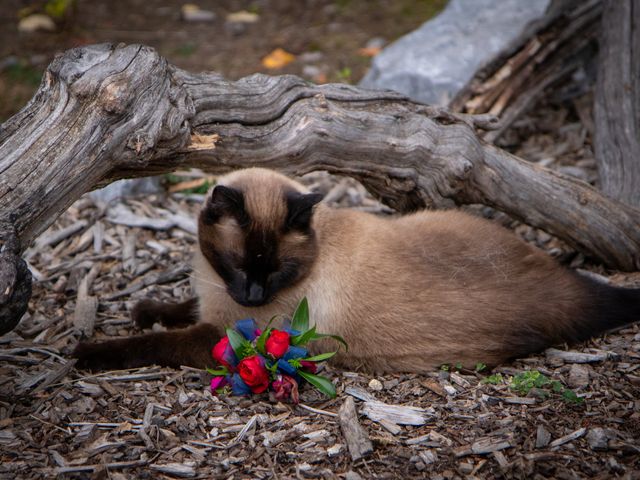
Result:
[229, 373, 252, 396]
[210, 376, 228, 394]
[272, 375, 299, 403]
[235, 318, 259, 341]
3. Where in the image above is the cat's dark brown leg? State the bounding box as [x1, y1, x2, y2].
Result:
[132, 298, 199, 329]
[73, 323, 219, 371]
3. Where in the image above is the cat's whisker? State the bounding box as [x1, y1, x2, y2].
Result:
[187, 273, 226, 291]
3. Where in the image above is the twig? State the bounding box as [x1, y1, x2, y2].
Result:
[297, 403, 338, 418]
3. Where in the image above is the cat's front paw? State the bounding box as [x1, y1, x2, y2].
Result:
[131, 299, 163, 329]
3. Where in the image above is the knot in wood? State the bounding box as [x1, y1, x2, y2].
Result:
[100, 80, 133, 115]
[313, 93, 329, 110]
[126, 131, 154, 158]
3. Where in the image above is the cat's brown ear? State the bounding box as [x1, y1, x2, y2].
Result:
[286, 192, 323, 231]
[202, 185, 247, 225]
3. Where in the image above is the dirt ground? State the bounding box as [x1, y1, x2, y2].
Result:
[1, 1, 640, 479]
[0, 0, 445, 121]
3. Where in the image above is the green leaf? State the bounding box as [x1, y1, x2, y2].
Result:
[255, 315, 280, 354]
[310, 333, 349, 351]
[562, 389, 583, 404]
[206, 366, 228, 376]
[226, 328, 254, 359]
[291, 297, 309, 333]
[256, 327, 273, 355]
[292, 325, 316, 346]
[303, 351, 337, 362]
[298, 370, 336, 398]
[482, 373, 503, 385]
[225, 328, 245, 353]
[288, 358, 302, 369]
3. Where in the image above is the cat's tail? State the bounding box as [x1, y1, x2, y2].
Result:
[564, 274, 640, 343]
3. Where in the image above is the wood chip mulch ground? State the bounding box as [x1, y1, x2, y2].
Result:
[1, 101, 639, 479]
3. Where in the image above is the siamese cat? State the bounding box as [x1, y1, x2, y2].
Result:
[74, 168, 640, 373]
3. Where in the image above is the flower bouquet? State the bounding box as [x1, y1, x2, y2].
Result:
[207, 298, 347, 403]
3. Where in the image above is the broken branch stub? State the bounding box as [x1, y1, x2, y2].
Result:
[0, 42, 639, 333]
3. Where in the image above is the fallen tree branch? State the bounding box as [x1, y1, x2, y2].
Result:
[594, 0, 640, 207]
[451, 0, 601, 142]
[0, 43, 639, 333]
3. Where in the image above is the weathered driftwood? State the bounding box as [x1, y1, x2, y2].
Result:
[1, 42, 640, 334]
[338, 397, 373, 461]
[594, 0, 640, 207]
[450, 0, 601, 142]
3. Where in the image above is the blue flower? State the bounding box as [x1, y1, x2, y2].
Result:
[235, 318, 259, 341]
[229, 373, 252, 395]
[281, 318, 301, 337]
[276, 359, 301, 383]
[283, 346, 308, 361]
[276, 359, 297, 376]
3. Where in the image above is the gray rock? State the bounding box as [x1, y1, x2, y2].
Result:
[567, 363, 590, 388]
[360, 0, 550, 106]
[345, 471, 364, 480]
[89, 177, 163, 205]
[586, 427, 616, 450]
[535, 425, 551, 449]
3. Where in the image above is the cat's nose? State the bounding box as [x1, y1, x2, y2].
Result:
[247, 283, 265, 303]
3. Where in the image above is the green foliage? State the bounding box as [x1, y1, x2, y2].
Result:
[510, 370, 551, 395]
[44, 0, 74, 19]
[206, 366, 229, 376]
[475, 362, 487, 372]
[304, 351, 338, 362]
[298, 370, 336, 398]
[482, 373, 504, 385]
[163, 173, 213, 194]
[174, 43, 197, 57]
[292, 324, 316, 346]
[291, 297, 309, 333]
[509, 370, 583, 404]
[336, 67, 352, 83]
[225, 328, 255, 359]
[255, 315, 279, 355]
[308, 332, 348, 351]
[6, 63, 42, 87]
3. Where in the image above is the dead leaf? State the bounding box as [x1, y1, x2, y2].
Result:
[227, 11, 259, 23]
[262, 48, 296, 70]
[358, 46, 382, 57]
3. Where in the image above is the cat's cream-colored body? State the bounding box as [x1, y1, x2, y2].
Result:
[193, 188, 584, 373]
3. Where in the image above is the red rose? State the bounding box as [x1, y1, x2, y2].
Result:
[238, 355, 270, 393]
[211, 337, 236, 370]
[265, 329, 290, 358]
[300, 360, 317, 373]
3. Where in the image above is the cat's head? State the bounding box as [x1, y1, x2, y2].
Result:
[198, 168, 323, 307]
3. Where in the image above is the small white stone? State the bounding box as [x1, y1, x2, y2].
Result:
[368, 379, 383, 391]
[18, 14, 56, 33]
[181, 4, 216, 22]
[178, 390, 190, 405]
[327, 444, 343, 457]
[444, 384, 457, 396]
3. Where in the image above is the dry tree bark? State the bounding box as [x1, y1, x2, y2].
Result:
[594, 0, 640, 207]
[1, 42, 639, 334]
[451, 0, 602, 143]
